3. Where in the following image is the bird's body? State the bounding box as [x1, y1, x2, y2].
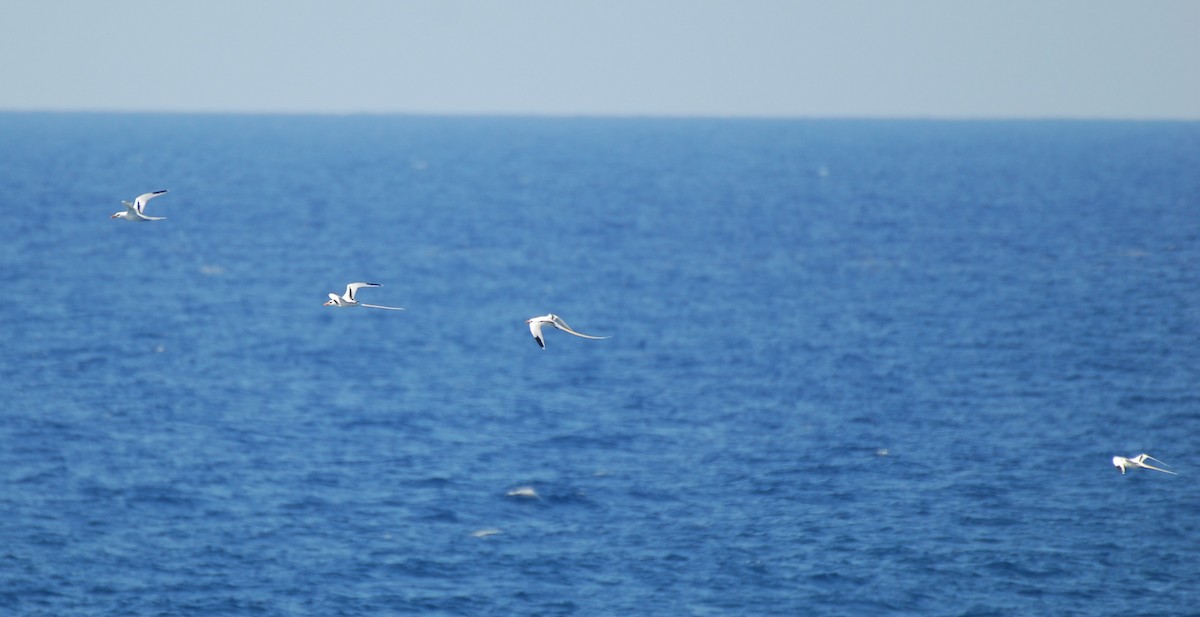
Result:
[506, 486, 539, 499]
[1112, 453, 1176, 475]
[111, 190, 168, 222]
[526, 313, 608, 349]
[323, 282, 405, 310]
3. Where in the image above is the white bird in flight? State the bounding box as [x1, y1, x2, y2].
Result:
[525, 313, 608, 349]
[111, 190, 169, 222]
[323, 282, 405, 310]
[1112, 453, 1176, 475]
[506, 486, 539, 499]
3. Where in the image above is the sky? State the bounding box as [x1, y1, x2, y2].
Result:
[2, 1, 1197, 119]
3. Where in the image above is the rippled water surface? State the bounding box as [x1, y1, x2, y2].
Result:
[1, 114, 1198, 615]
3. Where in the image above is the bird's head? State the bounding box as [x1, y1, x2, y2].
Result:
[1112, 457, 1127, 474]
[111, 211, 125, 219]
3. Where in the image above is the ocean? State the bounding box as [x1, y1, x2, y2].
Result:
[0, 113, 1197, 615]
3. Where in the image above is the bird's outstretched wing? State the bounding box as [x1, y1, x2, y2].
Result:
[1129, 454, 1177, 474]
[344, 282, 382, 301]
[530, 321, 546, 348]
[133, 190, 168, 214]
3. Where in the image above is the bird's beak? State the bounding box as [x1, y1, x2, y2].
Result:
[323, 300, 333, 306]
[110, 213, 120, 218]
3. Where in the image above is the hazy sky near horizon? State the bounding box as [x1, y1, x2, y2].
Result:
[2, 1, 1197, 119]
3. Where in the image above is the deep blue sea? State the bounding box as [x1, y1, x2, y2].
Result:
[1, 114, 1198, 616]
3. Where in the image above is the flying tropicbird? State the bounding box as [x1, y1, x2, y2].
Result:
[111, 190, 169, 221]
[525, 313, 608, 349]
[1112, 453, 1177, 475]
[506, 486, 539, 499]
[323, 282, 405, 310]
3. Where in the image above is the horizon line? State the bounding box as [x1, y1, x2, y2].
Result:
[1, 107, 1197, 123]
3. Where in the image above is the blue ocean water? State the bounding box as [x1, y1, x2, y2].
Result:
[0, 113, 1198, 616]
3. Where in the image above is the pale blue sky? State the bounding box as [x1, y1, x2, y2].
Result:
[2, 1, 1197, 118]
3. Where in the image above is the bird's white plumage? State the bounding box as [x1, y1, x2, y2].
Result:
[323, 282, 405, 310]
[112, 190, 169, 222]
[1112, 453, 1176, 475]
[525, 313, 608, 349]
[344, 282, 377, 302]
[506, 486, 539, 499]
[132, 190, 167, 214]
